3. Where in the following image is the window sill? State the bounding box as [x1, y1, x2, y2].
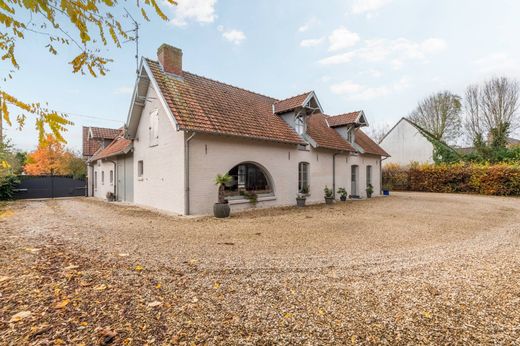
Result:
[137, 177, 143, 181]
[227, 195, 277, 205]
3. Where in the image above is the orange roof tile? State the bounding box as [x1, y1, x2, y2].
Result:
[273, 92, 312, 114]
[90, 136, 132, 161]
[355, 129, 389, 156]
[82, 126, 121, 157]
[327, 112, 361, 127]
[147, 59, 305, 145]
[307, 113, 356, 152]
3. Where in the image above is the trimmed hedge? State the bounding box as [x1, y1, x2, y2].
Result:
[383, 163, 520, 196]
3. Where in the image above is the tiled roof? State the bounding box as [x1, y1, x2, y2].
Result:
[82, 126, 121, 157]
[327, 112, 361, 127]
[355, 129, 389, 156]
[146, 59, 305, 145]
[307, 113, 356, 152]
[91, 127, 120, 139]
[273, 92, 312, 114]
[90, 136, 132, 162]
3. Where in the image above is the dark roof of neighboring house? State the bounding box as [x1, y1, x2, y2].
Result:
[273, 91, 312, 114]
[82, 126, 121, 157]
[327, 111, 361, 127]
[144, 58, 388, 155]
[90, 135, 132, 162]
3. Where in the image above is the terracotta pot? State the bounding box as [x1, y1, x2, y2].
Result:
[213, 203, 230, 218]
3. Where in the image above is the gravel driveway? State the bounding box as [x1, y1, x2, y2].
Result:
[1, 192, 520, 344]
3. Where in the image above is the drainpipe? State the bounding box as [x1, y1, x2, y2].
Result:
[184, 132, 196, 215]
[332, 152, 340, 199]
[107, 159, 117, 199]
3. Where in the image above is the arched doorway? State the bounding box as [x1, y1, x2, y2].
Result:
[224, 162, 273, 198]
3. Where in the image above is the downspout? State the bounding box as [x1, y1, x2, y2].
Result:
[332, 152, 340, 199]
[184, 132, 196, 215]
[107, 159, 117, 199]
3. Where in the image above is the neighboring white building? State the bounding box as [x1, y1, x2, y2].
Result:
[379, 117, 457, 166]
[87, 43, 389, 215]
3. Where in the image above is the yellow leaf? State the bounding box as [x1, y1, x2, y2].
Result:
[422, 311, 432, 319]
[318, 308, 325, 316]
[213, 282, 221, 289]
[155, 283, 161, 289]
[134, 265, 144, 272]
[55, 299, 70, 309]
[351, 335, 357, 344]
[94, 284, 107, 291]
[283, 312, 293, 319]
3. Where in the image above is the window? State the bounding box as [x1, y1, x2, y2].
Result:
[149, 109, 159, 146]
[346, 128, 355, 143]
[298, 162, 309, 193]
[110, 170, 114, 185]
[294, 114, 304, 135]
[101, 171, 105, 185]
[224, 162, 272, 197]
[138, 160, 144, 178]
[94, 171, 98, 189]
[366, 165, 372, 187]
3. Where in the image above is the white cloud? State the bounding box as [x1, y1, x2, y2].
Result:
[328, 27, 360, 52]
[473, 52, 519, 75]
[114, 85, 134, 95]
[330, 77, 410, 101]
[351, 0, 393, 14]
[217, 26, 246, 45]
[169, 0, 217, 27]
[300, 37, 324, 48]
[320, 37, 447, 66]
[298, 17, 320, 32]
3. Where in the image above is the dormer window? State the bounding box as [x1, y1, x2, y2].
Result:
[346, 128, 355, 143]
[295, 114, 305, 135]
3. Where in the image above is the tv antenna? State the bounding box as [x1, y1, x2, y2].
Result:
[123, 8, 140, 77]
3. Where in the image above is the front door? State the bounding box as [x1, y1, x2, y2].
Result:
[351, 165, 358, 196]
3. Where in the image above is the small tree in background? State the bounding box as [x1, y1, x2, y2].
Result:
[408, 91, 462, 144]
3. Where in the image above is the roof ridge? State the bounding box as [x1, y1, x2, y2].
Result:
[329, 111, 362, 118]
[273, 91, 313, 105]
[145, 58, 278, 102]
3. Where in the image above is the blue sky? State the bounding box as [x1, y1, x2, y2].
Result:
[4, 0, 520, 151]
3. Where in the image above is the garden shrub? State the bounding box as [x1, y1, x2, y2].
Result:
[383, 163, 520, 196]
[0, 175, 20, 200]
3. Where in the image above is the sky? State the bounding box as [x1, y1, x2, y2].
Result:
[3, 0, 520, 152]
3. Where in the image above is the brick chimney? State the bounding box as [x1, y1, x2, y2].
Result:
[157, 44, 183, 76]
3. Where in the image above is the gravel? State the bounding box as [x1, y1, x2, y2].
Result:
[1, 192, 520, 344]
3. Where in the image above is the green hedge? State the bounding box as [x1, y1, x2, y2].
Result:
[383, 163, 520, 196]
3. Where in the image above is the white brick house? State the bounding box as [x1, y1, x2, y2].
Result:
[88, 44, 389, 215]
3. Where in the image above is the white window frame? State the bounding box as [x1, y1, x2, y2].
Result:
[138, 160, 144, 178]
[149, 109, 159, 147]
[298, 162, 309, 193]
[294, 114, 304, 135]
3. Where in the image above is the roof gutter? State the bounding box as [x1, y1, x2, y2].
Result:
[184, 131, 196, 215]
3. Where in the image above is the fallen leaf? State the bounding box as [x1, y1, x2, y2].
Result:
[134, 265, 144, 272]
[283, 312, 294, 319]
[155, 283, 161, 289]
[9, 310, 32, 322]
[24, 248, 41, 254]
[55, 299, 70, 309]
[94, 284, 107, 291]
[64, 264, 79, 271]
[147, 301, 162, 308]
[118, 253, 129, 257]
[97, 328, 117, 345]
[213, 282, 221, 289]
[422, 311, 432, 319]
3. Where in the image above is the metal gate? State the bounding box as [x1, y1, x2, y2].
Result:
[13, 175, 87, 199]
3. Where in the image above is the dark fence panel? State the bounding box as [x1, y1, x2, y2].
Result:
[13, 175, 87, 199]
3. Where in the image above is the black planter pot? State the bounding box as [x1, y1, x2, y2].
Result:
[324, 196, 334, 205]
[366, 192, 373, 198]
[213, 203, 230, 218]
[340, 195, 347, 202]
[296, 197, 306, 207]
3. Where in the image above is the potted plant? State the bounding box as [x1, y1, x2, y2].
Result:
[337, 187, 348, 201]
[245, 191, 258, 206]
[382, 183, 392, 196]
[296, 184, 309, 207]
[324, 185, 334, 204]
[366, 184, 374, 198]
[214, 173, 232, 218]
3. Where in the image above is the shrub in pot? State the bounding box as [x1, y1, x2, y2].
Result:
[337, 187, 348, 201]
[214, 173, 232, 218]
[296, 184, 309, 207]
[324, 185, 334, 204]
[382, 183, 392, 196]
[366, 184, 374, 198]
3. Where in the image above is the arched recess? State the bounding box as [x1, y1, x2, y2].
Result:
[223, 161, 274, 198]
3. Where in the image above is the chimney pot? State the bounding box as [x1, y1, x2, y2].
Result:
[157, 44, 183, 76]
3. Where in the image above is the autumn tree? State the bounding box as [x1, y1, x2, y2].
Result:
[0, 0, 175, 143]
[24, 135, 84, 175]
[408, 91, 462, 144]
